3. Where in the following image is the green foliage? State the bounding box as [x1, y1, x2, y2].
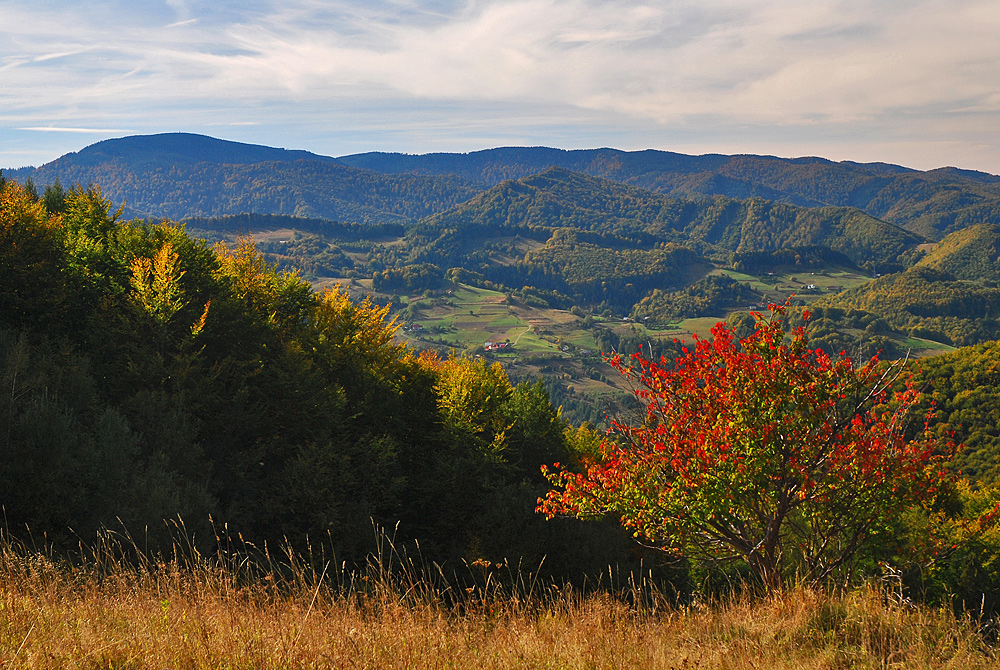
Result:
[914, 223, 1000, 280]
[912, 340, 1000, 485]
[372, 263, 445, 292]
[490, 233, 706, 310]
[255, 233, 353, 279]
[42, 178, 67, 214]
[731, 245, 857, 273]
[631, 274, 763, 323]
[0, 178, 644, 579]
[817, 266, 1000, 347]
[0, 329, 214, 540]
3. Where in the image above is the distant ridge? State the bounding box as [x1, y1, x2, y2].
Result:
[50, 132, 342, 167]
[340, 147, 1000, 240]
[7, 133, 478, 222]
[7, 133, 1000, 237]
[410, 166, 920, 274]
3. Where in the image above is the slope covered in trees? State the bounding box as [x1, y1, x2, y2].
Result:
[12, 134, 1000, 241]
[0, 177, 636, 576]
[915, 340, 1000, 485]
[913, 223, 1000, 280]
[10, 134, 479, 223]
[341, 145, 1000, 239]
[631, 274, 764, 323]
[411, 167, 920, 274]
[815, 266, 1000, 347]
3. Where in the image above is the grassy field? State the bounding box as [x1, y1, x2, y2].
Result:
[715, 267, 873, 305]
[395, 285, 597, 359]
[0, 535, 995, 669]
[307, 272, 956, 426]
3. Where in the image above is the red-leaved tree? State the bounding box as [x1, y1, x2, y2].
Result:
[539, 306, 952, 590]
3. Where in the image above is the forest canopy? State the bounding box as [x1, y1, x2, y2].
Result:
[0, 178, 637, 576]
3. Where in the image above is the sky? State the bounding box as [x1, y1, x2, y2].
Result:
[2, 0, 1000, 173]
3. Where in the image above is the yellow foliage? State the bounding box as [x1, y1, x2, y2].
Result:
[428, 355, 515, 457]
[563, 422, 605, 460]
[311, 284, 407, 375]
[1, 179, 49, 224]
[214, 237, 310, 333]
[214, 237, 271, 302]
[129, 242, 186, 323]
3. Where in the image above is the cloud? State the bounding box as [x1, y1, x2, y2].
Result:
[165, 18, 198, 29]
[18, 126, 131, 133]
[1, 0, 999, 171]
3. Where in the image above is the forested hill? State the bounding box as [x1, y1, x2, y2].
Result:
[24, 132, 343, 168]
[411, 166, 921, 273]
[9, 133, 480, 223]
[913, 223, 1000, 279]
[9, 133, 1000, 240]
[0, 178, 634, 575]
[342, 146, 1000, 240]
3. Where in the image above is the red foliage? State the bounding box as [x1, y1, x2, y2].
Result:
[539, 305, 953, 589]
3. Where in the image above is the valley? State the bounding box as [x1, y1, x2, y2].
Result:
[6, 132, 999, 428]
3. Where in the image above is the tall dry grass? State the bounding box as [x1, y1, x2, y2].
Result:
[0, 525, 995, 669]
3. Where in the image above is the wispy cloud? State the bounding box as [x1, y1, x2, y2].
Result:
[19, 126, 131, 133]
[165, 18, 198, 29]
[1, 0, 999, 171]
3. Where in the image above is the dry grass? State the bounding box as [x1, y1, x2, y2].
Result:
[0, 532, 995, 669]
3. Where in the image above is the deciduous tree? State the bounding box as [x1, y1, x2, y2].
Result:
[539, 305, 952, 590]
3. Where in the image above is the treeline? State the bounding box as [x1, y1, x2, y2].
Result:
[631, 275, 763, 323]
[25, 158, 478, 223]
[818, 266, 1000, 347]
[0, 178, 639, 577]
[183, 213, 406, 240]
[254, 234, 354, 280]
[488, 235, 706, 311]
[731, 245, 858, 273]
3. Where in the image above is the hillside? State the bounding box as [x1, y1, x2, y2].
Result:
[915, 340, 1000, 484]
[816, 266, 1000, 347]
[0, 178, 638, 575]
[9, 133, 479, 223]
[9, 134, 1000, 239]
[914, 223, 1000, 279]
[410, 167, 921, 274]
[342, 146, 1000, 239]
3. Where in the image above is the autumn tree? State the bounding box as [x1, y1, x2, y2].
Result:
[539, 306, 952, 590]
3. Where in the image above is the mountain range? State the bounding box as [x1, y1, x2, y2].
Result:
[11, 132, 1000, 348]
[10, 132, 1000, 497]
[9, 133, 1000, 239]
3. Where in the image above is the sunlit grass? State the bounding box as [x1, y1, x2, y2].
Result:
[0, 528, 996, 669]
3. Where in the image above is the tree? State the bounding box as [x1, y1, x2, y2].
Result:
[43, 178, 66, 214]
[538, 305, 952, 590]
